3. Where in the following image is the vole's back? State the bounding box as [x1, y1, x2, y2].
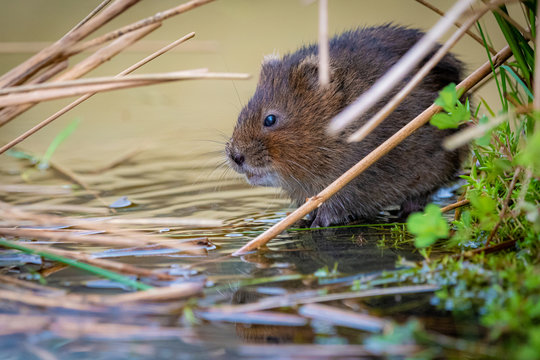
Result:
[227, 25, 466, 227]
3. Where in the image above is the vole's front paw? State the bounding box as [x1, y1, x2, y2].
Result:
[310, 208, 333, 228]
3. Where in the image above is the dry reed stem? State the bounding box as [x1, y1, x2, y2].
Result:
[458, 238, 517, 258]
[0, 23, 161, 125]
[0, 61, 68, 126]
[104, 282, 204, 304]
[0, 67, 207, 95]
[318, 0, 329, 87]
[65, 0, 113, 36]
[51, 320, 196, 340]
[348, 17, 475, 142]
[415, 0, 497, 55]
[0, 0, 140, 88]
[208, 285, 439, 313]
[440, 199, 470, 213]
[346, 1, 503, 143]
[0, 32, 196, 155]
[233, 45, 512, 256]
[0, 40, 218, 54]
[0, 202, 205, 253]
[0, 70, 249, 108]
[0, 315, 53, 335]
[196, 310, 308, 326]
[328, 0, 475, 134]
[0, 274, 65, 295]
[299, 303, 390, 332]
[0, 289, 99, 311]
[0, 314, 197, 340]
[0, 228, 197, 253]
[0, 184, 71, 195]
[236, 344, 418, 358]
[67, 0, 215, 55]
[8, 242, 175, 280]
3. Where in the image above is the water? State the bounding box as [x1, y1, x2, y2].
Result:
[0, 0, 504, 358]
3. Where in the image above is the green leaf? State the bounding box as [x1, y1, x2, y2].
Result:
[453, 103, 471, 122]
[430, 113, 460, 129]
[500, 65, 534, 100]
[407, 204, 449, 248]
[434, 83, 458, 112]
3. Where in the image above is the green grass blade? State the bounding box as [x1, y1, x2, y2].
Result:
[0, 239, 153, 291]
[477, 22, 506, 111]
[492, 10, 531, 84]
[38, 118, 81, 169]
[501, 65, 534, 100]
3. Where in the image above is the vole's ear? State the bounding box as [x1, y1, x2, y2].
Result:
[262, 51, 281, 65]
[258, 51, 282, 86]
[290, 54, 338, 91]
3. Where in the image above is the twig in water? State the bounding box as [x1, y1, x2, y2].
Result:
[0, 227, 202, 254]
[233, 45, 512, 255]
[440, 199, 470, 213]
[299, 303, 389, 332]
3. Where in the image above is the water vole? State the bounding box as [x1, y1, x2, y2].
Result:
[226, 25, 465, 227]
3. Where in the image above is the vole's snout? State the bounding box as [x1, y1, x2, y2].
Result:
[231, 153, 245, 166]
[226, 142, 246, 171]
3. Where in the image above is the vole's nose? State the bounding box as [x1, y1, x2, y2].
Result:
[232, 153, 245, 166]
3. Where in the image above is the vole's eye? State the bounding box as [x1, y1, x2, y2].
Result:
[264, 114, 277, 127]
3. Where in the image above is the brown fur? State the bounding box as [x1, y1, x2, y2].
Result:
[226, 25, 466, 227]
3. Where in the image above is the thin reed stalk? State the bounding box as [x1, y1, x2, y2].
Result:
[0, 0, 140, 88]
[66, 0, 216, 55]
[415, 0, 497, 55]
[0, 70, 248, 108]
[0, 32, 197, 155]
[233, 45, 512, 255]
[328, 0, 475, 134]
[318, 0, 329, 87]
[0, 23, 161, 125]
